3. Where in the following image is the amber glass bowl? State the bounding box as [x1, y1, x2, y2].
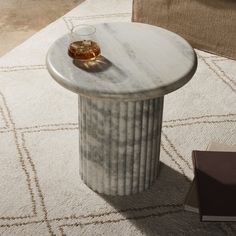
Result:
[68, 25, 101, 61]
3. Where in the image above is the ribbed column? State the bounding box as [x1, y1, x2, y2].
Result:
[78, 95, 163, 195]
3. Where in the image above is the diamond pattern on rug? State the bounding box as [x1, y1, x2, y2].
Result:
[0, 107, 6, 129]
[211, 58, 236, 92]
[0, 95, 10, 130]
[0, 65, 46, 73]
[0, 222, 49, 236]
[162, 115, 236, 179]
[59, 210, 227, 236]
[0, 70, 77, 128]
[22, 127, 185, 217]
[0, 0, 236, 235]
[0, 132, 34, 219]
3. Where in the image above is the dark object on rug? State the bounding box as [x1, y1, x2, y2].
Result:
[192, 150, 236, 221]
[132, 0, 236, 60]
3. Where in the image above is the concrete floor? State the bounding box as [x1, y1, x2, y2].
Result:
[0, 0, 84, 56]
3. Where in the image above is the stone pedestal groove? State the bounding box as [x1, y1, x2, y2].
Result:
[78, 95, 163, 195]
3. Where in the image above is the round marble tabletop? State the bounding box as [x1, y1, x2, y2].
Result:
[46, 22, 197, 101]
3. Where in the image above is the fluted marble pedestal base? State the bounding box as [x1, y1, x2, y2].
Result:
[78, 95, 164, 195]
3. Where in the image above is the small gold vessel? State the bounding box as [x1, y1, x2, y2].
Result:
[68, 40, 101, 61]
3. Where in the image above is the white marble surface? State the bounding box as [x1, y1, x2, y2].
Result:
[46, 22, 197, 101]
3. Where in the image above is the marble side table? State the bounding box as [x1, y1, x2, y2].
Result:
[46, 22, 197, 195]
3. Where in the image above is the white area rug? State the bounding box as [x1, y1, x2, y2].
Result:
[0, 0, 236, 235]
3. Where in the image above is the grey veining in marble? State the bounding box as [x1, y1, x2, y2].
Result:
[79, 95, 163, 195]
[46, 22, 197, 101]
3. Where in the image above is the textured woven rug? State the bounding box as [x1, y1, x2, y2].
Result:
[0, 0, 236, 235]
